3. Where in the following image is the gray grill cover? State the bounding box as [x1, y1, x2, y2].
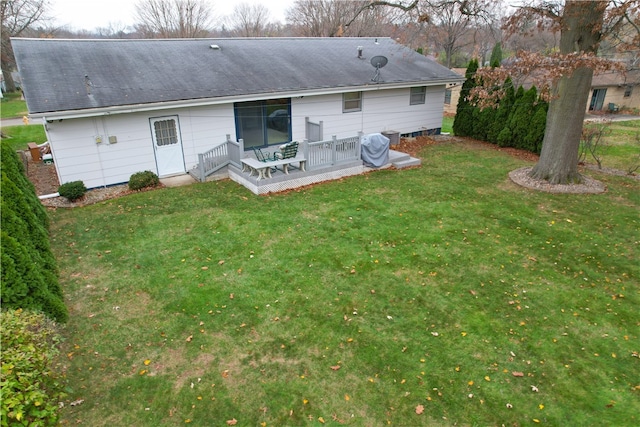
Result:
[361, 133, 390, 168]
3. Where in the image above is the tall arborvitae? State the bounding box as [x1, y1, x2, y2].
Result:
[452, 59, 479, 137]
[524, 98, 549, 154]
[497, 86, 525, 147]
[489, 42, 503, 68]
[509, 86, 539, 150]
[0, 143, 67, 322]
[487, 78, 516, 144]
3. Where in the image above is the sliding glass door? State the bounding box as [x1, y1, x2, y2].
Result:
[235, 99, 291, 149]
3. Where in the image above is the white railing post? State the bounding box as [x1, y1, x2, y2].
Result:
[198, 153, 205, 182]
[332, 135, 337, 165]
[357, 131, 364, 160]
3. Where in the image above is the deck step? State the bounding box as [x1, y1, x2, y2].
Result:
[392, 157, 421, 169]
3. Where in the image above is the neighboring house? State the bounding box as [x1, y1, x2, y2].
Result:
[12, 37, 463, 189]
[444, 68, 466, 114]
[444, 66, 640, 115]
[588, 69, 640, 112]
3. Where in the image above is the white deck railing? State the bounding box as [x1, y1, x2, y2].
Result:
[304, 134, 362, 170]
[192, 135, 244, 182]
[193, 133, 362, 180]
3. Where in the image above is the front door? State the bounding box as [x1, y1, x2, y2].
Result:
[150, 116, 185, 176]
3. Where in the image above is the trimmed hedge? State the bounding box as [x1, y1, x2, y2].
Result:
[0, 142, 67, 322]
[1, 309, 66, 425]
[58, 180, 87, 201]
[128, 170, 160, 191]
[453, 64, 548, 155]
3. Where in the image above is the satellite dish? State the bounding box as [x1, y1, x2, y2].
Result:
[370, 55, 388, 82]
[370, 56, 388, 69]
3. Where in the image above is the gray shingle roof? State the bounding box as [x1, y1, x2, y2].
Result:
[11, 37, 463, 115]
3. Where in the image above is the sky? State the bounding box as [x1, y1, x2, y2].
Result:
[49, 0, 296, 31]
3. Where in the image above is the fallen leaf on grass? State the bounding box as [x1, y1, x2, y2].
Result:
[330, 365, 341, 371]
[70, 399, 84, 407]
[226, 419, 237, 426]
[512, 371, 524, 377]
[415, 404, 424, 415]
[186, 335, 193, 342]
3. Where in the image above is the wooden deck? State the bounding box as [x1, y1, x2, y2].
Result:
[190, 135, 420, 195]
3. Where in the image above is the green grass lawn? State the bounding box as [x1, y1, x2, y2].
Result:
[0, 125, 47, 151]
[1, 92, 28, 118]
[50, 140, 639, 426]
[584, 120, 640, 173]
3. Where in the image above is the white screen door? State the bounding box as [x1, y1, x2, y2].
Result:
[150, 116, 185, 177]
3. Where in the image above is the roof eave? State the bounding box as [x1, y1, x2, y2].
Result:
[31, 78, 464, 121]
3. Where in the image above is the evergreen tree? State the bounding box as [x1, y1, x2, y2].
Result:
[0, 143, 67, 322]
[489, 42, 503, 68]
[487, 78, 515, 144]
[497, 86, 525, 147]
[452, 59, 479, 137]
[524, 99, 549, 154]
[509, 86, 539, 150]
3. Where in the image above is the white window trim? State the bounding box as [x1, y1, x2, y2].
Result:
[410, 86, 426, 105]
[343, 92, 362, 113]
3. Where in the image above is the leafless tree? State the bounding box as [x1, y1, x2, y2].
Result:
[95, 22, 134, 39]
[1, 0, 51, 92]
[133, 0, 213, 38]
[225, 2, 273, 37]
[286, 0, 394, 37]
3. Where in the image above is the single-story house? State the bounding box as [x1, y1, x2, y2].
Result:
[588, 69, 640, 112]
[12, 37, 464, 189]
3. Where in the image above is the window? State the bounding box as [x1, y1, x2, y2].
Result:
[153, 119, 178, 146]
[343, 92, 362, 112]
[235, 99, 291, 149]
[444, 89, 452, 105]
[410, 87, 426, 105]
[624, 85, 633, 98]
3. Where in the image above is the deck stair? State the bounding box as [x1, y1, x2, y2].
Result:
[389, 149, 421, 169]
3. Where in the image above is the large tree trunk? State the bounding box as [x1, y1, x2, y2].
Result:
[529, 1, 607, 185]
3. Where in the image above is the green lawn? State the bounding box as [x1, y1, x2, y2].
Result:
[583, 120, 640, 173]
[50, 140, 639, 426]
[0, 125, 47, 151]
[1, 92, 28, 118]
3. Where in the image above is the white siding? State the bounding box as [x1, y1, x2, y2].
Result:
[292, 86, 445, 140]
[47, 87, 444, 188]
[46, 105, 236, 189]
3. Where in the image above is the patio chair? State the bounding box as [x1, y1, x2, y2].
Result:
[252, 147, 277, 162]
[275, 141, 299, 160]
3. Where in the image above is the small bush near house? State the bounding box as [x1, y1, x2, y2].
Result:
[58, 181, 87, 202]
[1, 309, 66, 426]
[128, 170, 160, 191]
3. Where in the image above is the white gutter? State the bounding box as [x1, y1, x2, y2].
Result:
[30, 78, 465, 121]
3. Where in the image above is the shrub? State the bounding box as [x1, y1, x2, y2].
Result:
[452, 59, 479, 137]
[128, 170, 160, 191]
[58, 180, 87, 201]
[1, 142, 66, 322]
[0, 142, 49, 228]
[0, 309, 66, 426]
